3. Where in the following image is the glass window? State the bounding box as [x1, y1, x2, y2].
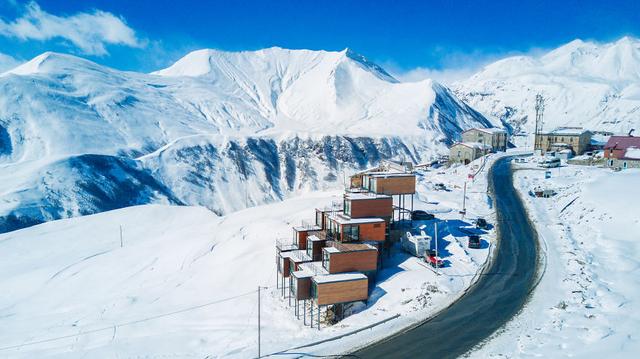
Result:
[311, 282, 317, 298]
[344, 199, 351, 216]
[322, 250, 330, 270]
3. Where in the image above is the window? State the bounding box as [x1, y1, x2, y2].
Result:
[344, 199, 351, 216]
[316, 210, 323, 228]
[311, 282, 318, 298]
[322, 250, 330, 270]
[623, 161, 628, 169]
[307, 239, 313, 257]
[343, 225, 359, 242]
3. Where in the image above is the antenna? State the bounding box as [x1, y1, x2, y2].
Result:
[534, 94, 545, 153]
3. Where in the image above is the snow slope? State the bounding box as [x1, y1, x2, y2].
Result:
[455, 37, 640, 135]
[0, 155, 497, 357]
[0, 48, 492, 232]
[473, 163, 640, 357]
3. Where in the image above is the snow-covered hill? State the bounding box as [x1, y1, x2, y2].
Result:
[0, 48, 492, 232]
[454, 37, 640, 135]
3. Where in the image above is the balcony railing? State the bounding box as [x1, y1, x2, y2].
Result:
[276, 238, 298, 252]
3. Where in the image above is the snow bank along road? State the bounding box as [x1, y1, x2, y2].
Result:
[352, 157, 539, 358]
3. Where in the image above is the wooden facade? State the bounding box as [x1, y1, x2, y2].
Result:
[323, 245, 377, 274]
[291, 272, 312, 300]
[356, 221, 386, 242]
[312, 275, 368, 306]
[367, 174, 416, 195]
[306, 235, 327, 261]
[278, 253, 291, 278]
[344, 194, 393, 219]
[326, 216, 386, 242]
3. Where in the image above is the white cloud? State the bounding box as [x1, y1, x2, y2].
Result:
[395, 66, 480, 85]
[389, 46, 551, 86]
[0, 2, 144, 56]
[0, 52, 21, 72]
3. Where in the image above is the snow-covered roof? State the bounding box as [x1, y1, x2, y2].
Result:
[451, 142, 492, 150]
[299, 261, 328, 276]
[289, 250, 311, 262]
[308, 235, 325, 242]
[323, 246, 339, 253]
[312, 272, 367, 284]
[463, 127, 506, 135]
[292, 270, 314, 279]
[624, 147, 640, 160]
[368, 172, 415, 178]
[543, 127, 591, 136]
[345, 193, 391, 200]
[331, 215, 385, 225]
[293, 224, 322, 231]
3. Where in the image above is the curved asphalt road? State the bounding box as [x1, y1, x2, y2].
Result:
[352, 157, 539, 358]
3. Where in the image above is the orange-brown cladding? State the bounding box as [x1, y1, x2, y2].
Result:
[296, 230, 309, 249]
[316, 278, 368, 306]
[348, 198, 393, 218]
[374, 176, 416, 195]
[353, 222, 386, 241]
[328, 250, 377, 273]
[295, 277, 311, 300]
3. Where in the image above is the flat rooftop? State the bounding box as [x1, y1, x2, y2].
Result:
[308, 235, 326, 242]
[293, 224, 322, 231]
[368, 172, 415, 178]
[313, 272, 368, 284]
[299, 261, 329, 276]
[332, 214, 385, 225]
[289, 250, 311, 262]
[331, 242, 377, 252]
[345, 193, 391, 201]
[291, 269, 314, 279]
[464, 127, 506, 134]
[542, 127, 591, 136]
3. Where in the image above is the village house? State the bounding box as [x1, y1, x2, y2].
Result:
[276, 165, 417, 328]
[535, 127, 592, 155]
[604, 135, 640, 169]
[461, 127, 508, 152]
[449, 142, 491, 165]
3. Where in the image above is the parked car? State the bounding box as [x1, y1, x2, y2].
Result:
[474, 218, 488, 229]
[468, 235, 481, 249]
[539, 157, 561, 168]
[412, 210, 435, 221]
[424, 249, 444, 268]
[434, 183, 448, 191]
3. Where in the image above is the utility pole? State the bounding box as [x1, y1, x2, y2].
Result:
[534, 94, 545, 154]
[461, 182, 467, 216]
[435, 221, 439, 284]
[258, 286, 261, 358]
[257, 286, 268, 358]
[119, 225, 123, 248]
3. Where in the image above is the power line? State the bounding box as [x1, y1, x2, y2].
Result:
[0, 289, 262, 352]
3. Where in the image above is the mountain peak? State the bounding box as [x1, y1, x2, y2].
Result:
[151, 47, 398, 82]
[2, 51, 103, 77]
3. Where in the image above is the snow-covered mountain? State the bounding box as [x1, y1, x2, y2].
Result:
[455, 37, 640, 134]
[0, 48, 491, 232]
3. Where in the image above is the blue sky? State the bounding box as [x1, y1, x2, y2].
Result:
[1, 0, 639, 81]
